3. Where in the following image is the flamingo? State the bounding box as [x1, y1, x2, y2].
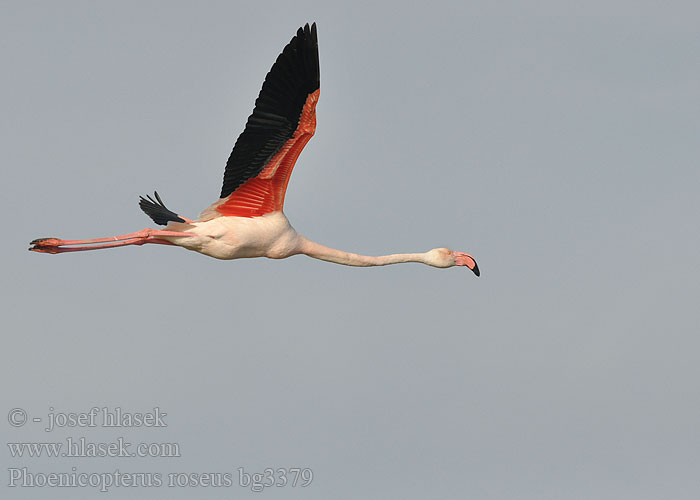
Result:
[29, 23, 479, 276]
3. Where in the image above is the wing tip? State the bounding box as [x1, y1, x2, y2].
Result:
[296, 22, 320, 92]
[139, 191, 185, 226]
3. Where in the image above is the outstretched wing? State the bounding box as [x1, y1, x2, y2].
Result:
[206, 22, 319, 219]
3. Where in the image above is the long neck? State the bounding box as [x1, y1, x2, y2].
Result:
[297, 236, 429, 267]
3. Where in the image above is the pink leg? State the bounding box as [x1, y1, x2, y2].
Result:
[30, 238, 177, 254]
[29, 229, 194, 254]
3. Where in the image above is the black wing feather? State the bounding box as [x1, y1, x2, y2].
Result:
[220, 22, 319, 199]
[139, 191, 185, 226]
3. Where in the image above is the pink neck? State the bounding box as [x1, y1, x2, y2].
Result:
[297, 236, 428, 267]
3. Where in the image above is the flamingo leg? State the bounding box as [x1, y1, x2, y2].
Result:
[29, 229, 194, 254]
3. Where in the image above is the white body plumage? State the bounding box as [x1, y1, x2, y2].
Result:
[164, 211, 302, 260]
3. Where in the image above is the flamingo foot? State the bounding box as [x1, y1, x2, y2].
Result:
[30, 238, 62, 247]
[29, 238, 65, 253]
[29, 241, 61, 253]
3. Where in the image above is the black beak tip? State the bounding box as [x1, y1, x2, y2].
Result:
[471, 261, 480, 277]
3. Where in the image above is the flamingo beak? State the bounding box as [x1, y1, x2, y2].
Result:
[454, 252, 480, 276]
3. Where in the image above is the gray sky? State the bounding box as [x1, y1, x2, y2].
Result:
[2, 1, 699, 498]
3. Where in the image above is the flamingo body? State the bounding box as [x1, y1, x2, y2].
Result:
[162, 211, 301, 260]
[29, 23, 480, 276]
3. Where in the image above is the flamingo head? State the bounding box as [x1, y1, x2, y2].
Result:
[427, 248, 480, 276]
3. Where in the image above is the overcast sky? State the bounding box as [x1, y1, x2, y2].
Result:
[2, 1, 699, 499]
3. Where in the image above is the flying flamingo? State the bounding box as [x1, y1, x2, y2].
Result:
[29, 23, 479, 276]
